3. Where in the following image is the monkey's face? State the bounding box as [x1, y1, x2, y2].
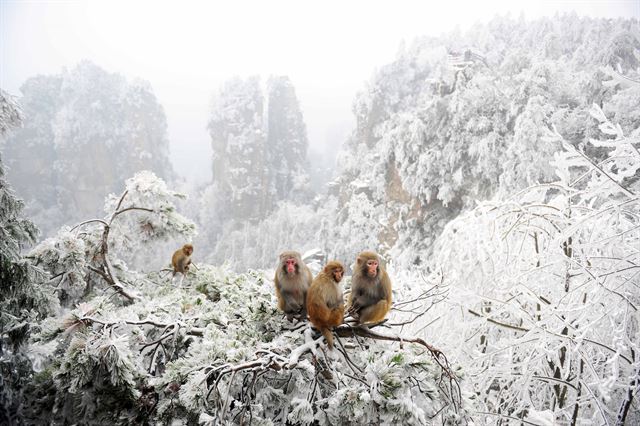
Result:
[284, 258, 297, 274]
[184, 245, 193, 256]
[365, 259, 379, 278]
[332, 267, 344, 283]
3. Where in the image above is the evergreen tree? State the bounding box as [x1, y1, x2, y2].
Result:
[0, 89, 56, 425]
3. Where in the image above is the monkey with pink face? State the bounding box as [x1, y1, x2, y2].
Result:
[347, 251, 392, 324]
[274, 251, 313, 320]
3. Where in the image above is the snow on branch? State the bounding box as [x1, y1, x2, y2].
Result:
[29, 171, 195, 305]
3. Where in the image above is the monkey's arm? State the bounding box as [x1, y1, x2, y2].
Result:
[357, 300, 390, 324]
[274, 276, 286, 311]
[348, 290, 382, 314]
[308, 300, 331, 324]
[327, 305, 345, 327]
[181, 258, 191, 272]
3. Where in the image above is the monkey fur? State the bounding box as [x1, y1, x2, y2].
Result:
[274, 251, 313, 319]
[172, 244, 193, 277]
[307, 260, 345, 349]
[348, 251, 392, 324]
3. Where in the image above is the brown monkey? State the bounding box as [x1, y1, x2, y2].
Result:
[306, 261, 345, 349]
[348, 251, 392, 324]
[274, 251, 313, 319]
[172, 244, 193, 278]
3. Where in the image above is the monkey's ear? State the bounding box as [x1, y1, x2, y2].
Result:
[356, 256, 363, 264]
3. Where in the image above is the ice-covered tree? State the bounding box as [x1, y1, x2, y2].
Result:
[0, 89, 57, 424]
[2, 61, 174, 237]
[13, 168, 464, 424]
[29, 171, 196, 306]
[326, 15, 639, 268]
[416, 104, 640, 424]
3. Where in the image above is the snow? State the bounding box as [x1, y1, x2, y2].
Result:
[2, 13, 640, 426]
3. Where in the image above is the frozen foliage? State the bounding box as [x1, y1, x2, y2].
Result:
[29, 171, 195, 306]
[415, 105, 640, 424]
[327, 15, 639, 268]
[207, 201, 330, 271]
[24, 264, 463, 425]
[2, 61, 175, 236]
[13, 172, 464, 424]
[0, 90, 56, 424]
[0, 90, 22, 136]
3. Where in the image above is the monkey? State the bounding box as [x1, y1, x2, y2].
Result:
[274, 251, 313, 320]
[347, 251, 392, 325]
[172, 244, 193, 283]
[306, 261, 345, 349]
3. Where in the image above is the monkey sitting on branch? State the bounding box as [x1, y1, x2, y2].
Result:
[306, 261, 345, 349]
[347, 251, 392, 325]
[171, 244, 193, 284]
[274, 251, 313, 321]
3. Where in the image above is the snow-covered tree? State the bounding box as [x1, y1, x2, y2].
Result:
[2, 61, 174, 237]
[29, 171, 196, 306]
[0, 89, 57, 424]
[326, 15, 639, 268]
[12, 168, 464, 424]
[416, 104, 640, 424]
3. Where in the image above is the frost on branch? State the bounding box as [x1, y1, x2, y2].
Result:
[1, 87, 58, 422]
[20, 169, 463, 424]
[29, 171, 195, 305]
[25, 261, 465, 424]
[418, 109, 640, 424]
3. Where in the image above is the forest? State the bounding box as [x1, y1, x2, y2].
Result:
[1, 14, 639, 425]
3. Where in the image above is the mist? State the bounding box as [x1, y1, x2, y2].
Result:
[1, 2, 640, 424]
[2, 0, 635, 183]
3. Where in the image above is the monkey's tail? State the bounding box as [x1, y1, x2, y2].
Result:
[321, 328, 334, 349]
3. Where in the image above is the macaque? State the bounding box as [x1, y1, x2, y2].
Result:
[348, 251, 392, 324]
[306, 261, 345, 349]
[172, 244, 193, 281]
[274, 251, 313, 320]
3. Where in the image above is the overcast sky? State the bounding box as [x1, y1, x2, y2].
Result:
[1, 0, 637, 182]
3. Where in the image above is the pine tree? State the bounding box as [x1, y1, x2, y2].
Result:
[0, 89, 55, 425]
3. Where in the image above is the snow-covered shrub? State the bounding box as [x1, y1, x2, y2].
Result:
[23, 260, 465, 424]
[419, 105, 640, 424]
[29, 171, 195, 305]
[18, 169, 464, 424]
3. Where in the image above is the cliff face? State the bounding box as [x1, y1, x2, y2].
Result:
[3, 61, 174, 236]
[329, 15, 640, 267]
[200, 76, 313, 265]
[205, 76, 311, 223]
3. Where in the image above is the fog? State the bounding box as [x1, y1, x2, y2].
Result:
[3, 2, 640, 423]
[2, 0, 635, 183]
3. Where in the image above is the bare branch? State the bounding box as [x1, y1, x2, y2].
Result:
[70, 218, 109, 232]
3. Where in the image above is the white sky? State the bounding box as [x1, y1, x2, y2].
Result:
[1, 0, 638, 182]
